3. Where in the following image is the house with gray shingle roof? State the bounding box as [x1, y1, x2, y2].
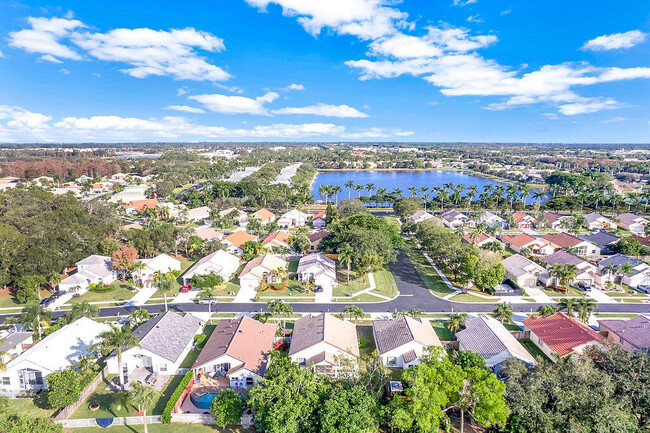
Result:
[599, 315, 650, 352]
[456, 315, 535, 371]
[578, 231, 620, 253]
[106, 311, 203, 376]
[372, 315, 442, 369]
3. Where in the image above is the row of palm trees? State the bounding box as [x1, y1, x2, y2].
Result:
[317, 181, 540, 209]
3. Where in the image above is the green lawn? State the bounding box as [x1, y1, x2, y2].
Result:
[67, 281, 136, 305]
[357, 325, 376, 357]
[403, 244, 456, 297]
[288, 261, 299, 273]
[5, 395, 55, 418]
[0, 292, 22, 310]
[540, 286, 585, 298]
[333, 269, 372, 297]
[70, 374, 183, 419]
[152, 257, 196, 299]
[449, 293, 497, 303]
[180, 324, 217, 368]
[383, 216, 402, 227]
[256, 279, 315, 298]
[431, 320, 454, 341]
[605, 285, 649, 298]
[520, 339, 552, 363]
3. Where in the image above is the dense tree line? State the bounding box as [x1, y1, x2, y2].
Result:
[0, 189, 119, 291]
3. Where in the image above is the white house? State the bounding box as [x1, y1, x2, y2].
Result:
[0, 330, 33, 363]
[297, 253, 337, 291]
[59, 255, 118, 292]
[372, 315, 442, 369]
[1, 318, 109, 392]
[502, 233, 554, 256]
[502, 254, 545, 288]
[539, 250, 600, 287]
[409, 210, 436, 225]
[312, 211, 327, 229]
[441, 209, 471, 229]
[192, 316, 276, 389]
[137, 254, 182, 288]
[107, 312, 203, 376]
[183, 250, 240, 285]
[289, 314, 359, 377]
[277, 209, 309, 228]
[185, 206, 211, 223]
[477, 211, 507, 229]
[617, 213, 648, 236]
[238, 254, 288, 290]
[584, 213, 616, 231]
[221, 230, 257, 255]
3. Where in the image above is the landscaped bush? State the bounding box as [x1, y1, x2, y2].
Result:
[89, 283, 113, 293]
[193, 334, 207, 348]
[161, 370, 193, 424]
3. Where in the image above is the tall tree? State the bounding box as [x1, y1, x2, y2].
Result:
[127, 383, 158, 433]
[92, 325, 140, 389]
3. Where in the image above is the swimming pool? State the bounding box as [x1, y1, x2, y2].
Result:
[190, 392, 219, 410]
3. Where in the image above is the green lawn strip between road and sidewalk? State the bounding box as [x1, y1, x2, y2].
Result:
[403, 244, 456, 298]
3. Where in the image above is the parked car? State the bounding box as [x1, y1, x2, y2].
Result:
[40, 291, 65, 307]
[180, 285, 191, 293]
[314, 285, 323, 293]
[637, 284, 650, 294]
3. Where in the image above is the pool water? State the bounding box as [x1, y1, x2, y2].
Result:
[190, 392, 219, 410]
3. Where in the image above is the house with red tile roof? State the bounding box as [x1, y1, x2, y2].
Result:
[122, 198, 162, 214]
[461, 232, 495, 247]
[262, 230, 292, 250]
[308, 230, 330, 253]
[512, 211, 538, 229]
[542, 232, 601, 258]
[252, 208, 275, 225]
[222, 230, 257, 255]
[523, 312, 605, 359]
[312, 211, 327, 229]
[543, 212, 571, 230]
[502, 233, 554, 256]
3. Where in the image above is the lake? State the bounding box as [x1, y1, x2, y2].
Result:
[311, 170, 541, 204]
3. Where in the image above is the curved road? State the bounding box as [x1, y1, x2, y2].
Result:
[2, 250, 649, 322]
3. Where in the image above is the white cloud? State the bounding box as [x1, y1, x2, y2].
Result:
[452, 0, 477, 6]
[244, 0, 409, 40]
[426, 26, 496, 52]
[9, 16, 230, 82]
[0, 50, 4, 58]
[466, 15, 484, 24]
[189, 92, 279, 115]
[0, 104, 411, 142]
[177, 87, 190, 96]
[558, 98, 622, 116]
[582, 30, 647, 51]
[163, 105, 205, 114]
[215, 83, 244, 93]
[601, 116, 626, 123]
[272, 103, 369, 117]
[9, 17, 84, 62]
[369, 33, 443, 59]
[282, 83, 305, 91]
[500, 9, 511, 15]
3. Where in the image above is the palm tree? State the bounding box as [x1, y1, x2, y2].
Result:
[563, 264, 578, 291]
[129, 308, 151, 326]
[447, 313, 468, 336]
[318, 184, 329, 203]
[345, 180, 355, 199]
[332, 185, 342, 204]
[0, 348, 9, 372]
[557, 298, 576, 317]
[127, 382, 158, 433]
[617, 262, 634, 286]
[48, 271, 62, 292]
[338, 244, 355, 284]
[21, 301, 52, 340]
[354, 184, 364, 198]
[366, 183, 375, 198]
[548, 263, 566, 290]
[576, 296, 597, 322]
[493, 185, 506, 207]
[67, 301, 99, 323]
[93, 325, 140, 390]
[519, 184, 531, 205]
[422, 193, 430, 211]
[642, 189, 650, 210]
[532, 191, 545, 206]
[492, 303, 513, 324]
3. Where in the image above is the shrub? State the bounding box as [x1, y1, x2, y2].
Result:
[211, 389, 244, 428]
[194, 334, 207, 348]
[161, 370, 193, 423]
[90, 283, 113, 293]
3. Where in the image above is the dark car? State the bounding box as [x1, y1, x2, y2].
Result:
[40, 297, 55, 307]
[314, 285, 324, 293]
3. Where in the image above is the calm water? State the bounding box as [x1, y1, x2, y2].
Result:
[311, 170, 540, 204]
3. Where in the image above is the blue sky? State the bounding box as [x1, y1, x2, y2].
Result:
[0, 0, 649, 143]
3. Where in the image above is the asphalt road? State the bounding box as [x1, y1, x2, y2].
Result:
[2, 250, 649, 322]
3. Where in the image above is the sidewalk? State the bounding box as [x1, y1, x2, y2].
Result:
[125, 286, 157, 306]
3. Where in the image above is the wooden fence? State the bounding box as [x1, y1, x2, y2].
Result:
[54, 364, 109, 421]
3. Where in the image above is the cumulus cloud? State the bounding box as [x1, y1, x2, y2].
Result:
[271, 103, 369, 118]
[243, 0, 409, 40]
[247, 0, 650, 116]
[582, 30, 647, 51]
[9, 16, 230, 81]
[163, 105, 205, 114]
[0, 104, 410, 142]
[452, 0, 477, 6]
[282, 83, 305, 91]
[189, 92, 279, 115]
[466, 15, 484, 24]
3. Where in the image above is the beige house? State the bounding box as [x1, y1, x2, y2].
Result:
[239, 254, 288, 290]
[502, 254, 545, 287]
[289, 314, 359, 377]
[372, 315, 441, 369]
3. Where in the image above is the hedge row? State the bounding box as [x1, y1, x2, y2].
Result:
[161, 370, 193, 423]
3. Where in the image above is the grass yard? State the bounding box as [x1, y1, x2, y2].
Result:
[356, 325, 377, 357]
[333, 269, 372, 297]
[383, 216, 402, 227]
[403, 244, 456, 297]
[605, 285, 649, 298]
[67, 281, 136, 305]
[449, 293, 497, 303]
[152, 257, 196, 299]
[520, 339, 552, 363]
[71, 374, 183, 420]
[69, 426, 251, 433]
[0, 293, 22, 310]
[540, 286, 585, 298]
[431, 320, 454, 341]
[256, 279, 315, 298]
[288, 261, 299, 273]
[180, 324, 217, 368]
[6, 394, 55, 418]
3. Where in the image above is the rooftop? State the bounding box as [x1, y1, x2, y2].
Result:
[372, 315, 441, 354]
[132, 312, 203, 363]
[289, 314, 359, 358]
[523, 312, 604, 357]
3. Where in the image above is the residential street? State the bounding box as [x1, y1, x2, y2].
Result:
[3, 250, 648, 323]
